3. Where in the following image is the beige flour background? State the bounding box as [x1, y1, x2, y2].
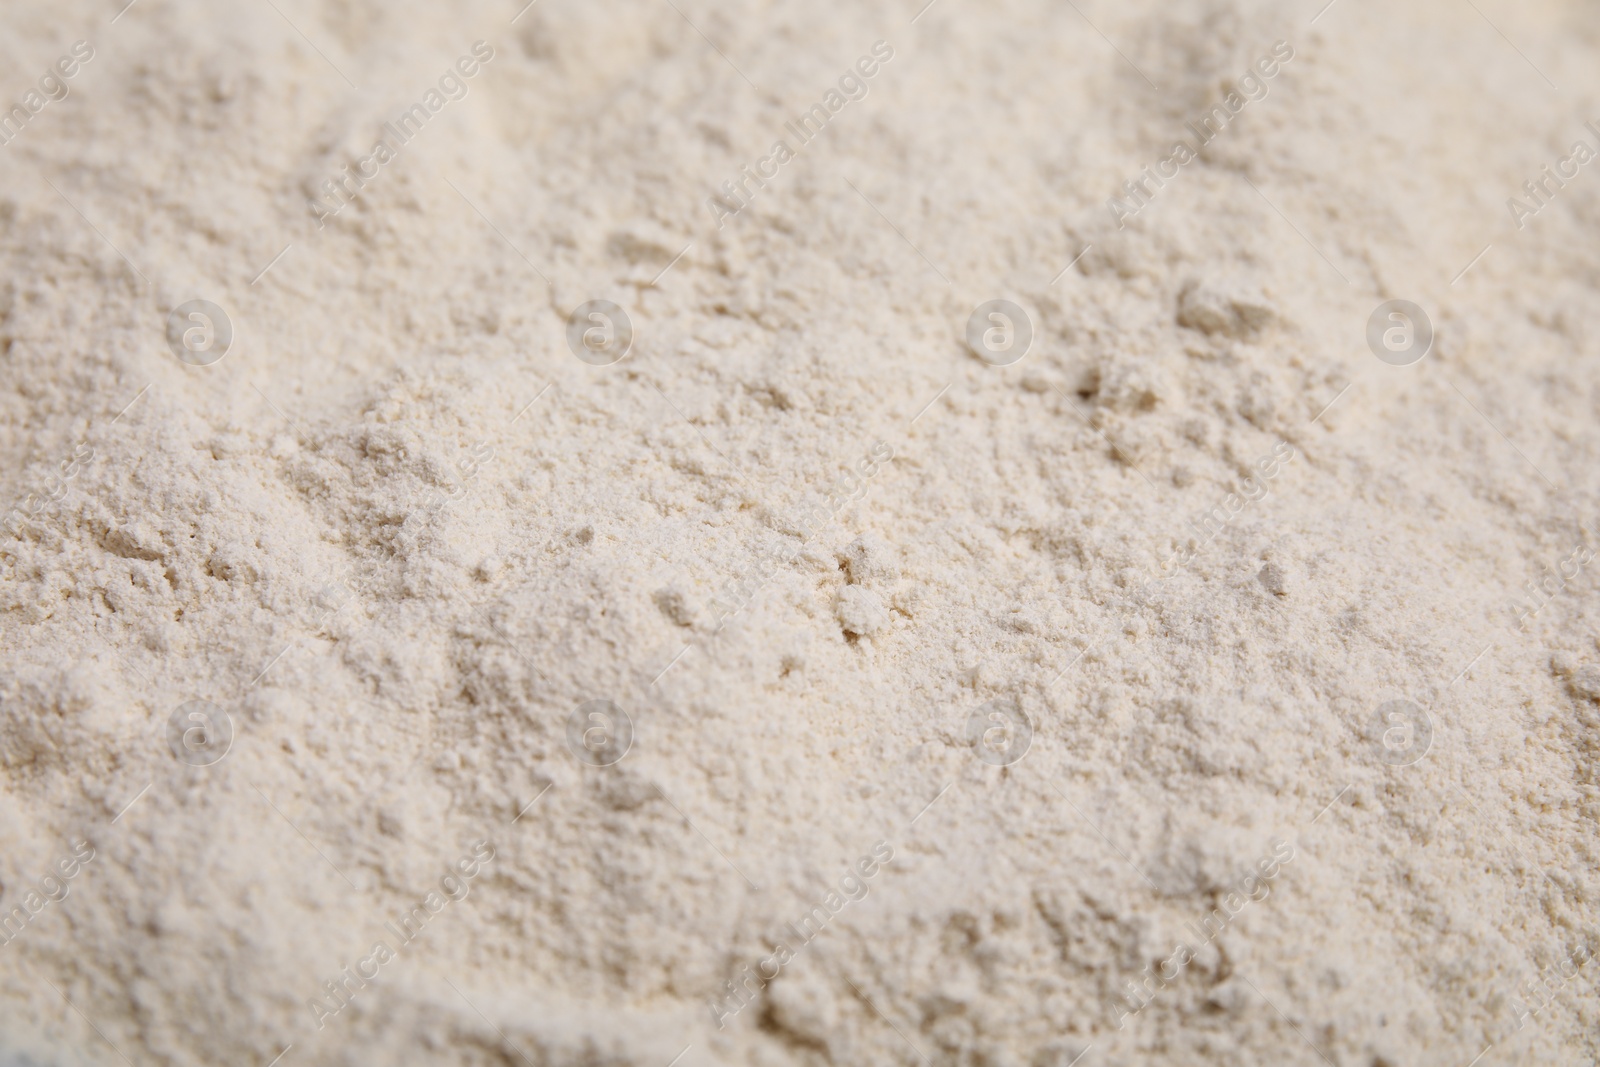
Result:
[1, 0, 1598, 1064]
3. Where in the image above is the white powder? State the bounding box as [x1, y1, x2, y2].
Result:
[1, 1, 1598, 1065]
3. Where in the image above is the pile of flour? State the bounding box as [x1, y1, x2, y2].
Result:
[1, 0, 1598, 1065]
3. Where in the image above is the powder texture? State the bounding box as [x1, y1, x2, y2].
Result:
[1, 1, 1598, 1066]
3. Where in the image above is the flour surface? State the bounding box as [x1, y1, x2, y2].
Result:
[1, 2, 1598, 1066]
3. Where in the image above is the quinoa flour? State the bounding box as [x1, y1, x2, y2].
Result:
[0, 0, 1598, 1065]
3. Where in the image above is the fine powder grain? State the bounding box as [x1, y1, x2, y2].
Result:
[1, 1, 1598, 1065]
